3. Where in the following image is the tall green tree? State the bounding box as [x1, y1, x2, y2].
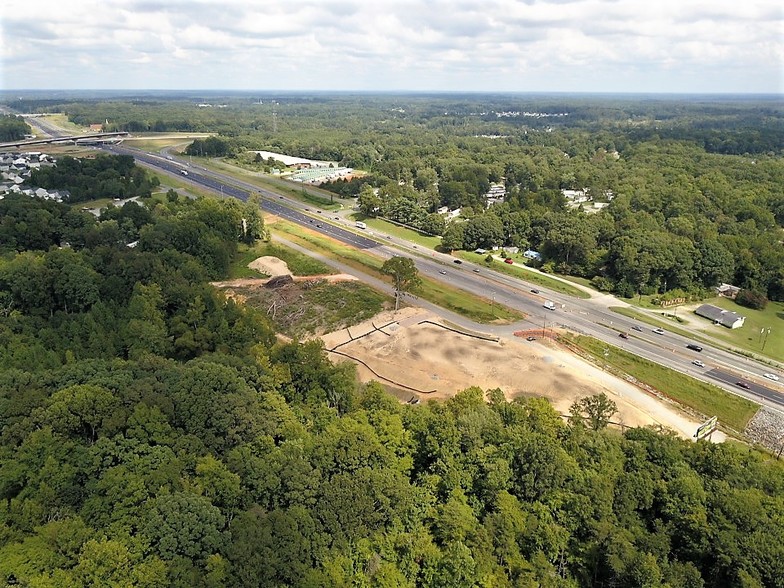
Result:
[381, 256, 421, 311]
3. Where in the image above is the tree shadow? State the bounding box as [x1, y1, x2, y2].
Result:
[777, 312, 784, 321]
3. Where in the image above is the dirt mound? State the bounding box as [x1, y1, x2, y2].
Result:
[248, 256, 291, 277]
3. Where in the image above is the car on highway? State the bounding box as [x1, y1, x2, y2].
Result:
[652, 328, 665, 335]
[316, 224, 322, 228]
[736, 381, 751, 389]
[692, 360, 705, 367]
[631, 325, 644, 332]
[764, 373, 780, 381]
[686, 344, 703, 352]
[473, 268, 480, 273]
[526, 336, 536, 341]
[619, 332, 629, 339]
[504, 258, 513, 264]
[453, 259, 462, 264]
[531, 289, 540, 294]
[439, 270, 447, 275]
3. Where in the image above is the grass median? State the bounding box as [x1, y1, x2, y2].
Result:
[270, 220, 524, 324]
[560, 333, 759, 432]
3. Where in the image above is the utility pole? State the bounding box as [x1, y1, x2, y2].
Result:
[762, 328, 771, 352]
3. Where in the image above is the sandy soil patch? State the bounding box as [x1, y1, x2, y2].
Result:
[322, 309, 723, 441]
[248, 256, 292, 277]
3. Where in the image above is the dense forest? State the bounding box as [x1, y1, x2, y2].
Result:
[0, 145, 783, 586]
[28, 154, 160, 204]
[9, 92, 780, 300]
[0, 115, 31, 142]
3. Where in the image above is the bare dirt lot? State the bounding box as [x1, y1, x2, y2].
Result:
[322, 308, 724, 441]
[223, 257, 721, 440]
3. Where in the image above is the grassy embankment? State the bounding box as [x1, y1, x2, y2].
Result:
[270, 219, 524, 324]
[561, 333, 760, 433]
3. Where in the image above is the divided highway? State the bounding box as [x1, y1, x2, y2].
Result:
[103, 143, 784, 413]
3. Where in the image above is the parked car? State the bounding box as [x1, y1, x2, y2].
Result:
[763, 373, 780, 381]
[686, 344, 703, 352]
[692, 360, 705, 368]
[736, 381, 751, 389]
[619, 332, 629, 339]
[504, 258, 513, 264]
[632, 325, 643, 332]
[652, 328, 665, 335]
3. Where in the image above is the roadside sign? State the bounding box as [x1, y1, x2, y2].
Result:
[694, 416, 718, 440]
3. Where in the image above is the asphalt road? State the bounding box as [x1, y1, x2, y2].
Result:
[98, 143, 784, 413]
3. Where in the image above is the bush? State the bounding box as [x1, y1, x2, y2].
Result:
[590, 276, 615, 292]
[736, 289, 768, 310]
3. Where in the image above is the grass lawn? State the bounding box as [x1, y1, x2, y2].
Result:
[562, 334, 760, 433]
[44, 114, 85, 133]
[270, 220, 524, 324]
[350, 215, 443, 249]
[229, 242, 333, 279]
[123, 134, 209, 151]
[454, 252, 591, 299]
[699, 297, 784, 361]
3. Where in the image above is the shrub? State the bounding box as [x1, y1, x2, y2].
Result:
[736, 289, 768, 310]
[590, 276, 615, 292]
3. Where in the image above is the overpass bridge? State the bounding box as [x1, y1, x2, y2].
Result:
[0, 132, 130, 150]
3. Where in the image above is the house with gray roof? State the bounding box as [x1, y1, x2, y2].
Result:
[695, 304, 746, 329]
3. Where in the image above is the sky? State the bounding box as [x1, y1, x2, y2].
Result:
[1, 0, 782, 94]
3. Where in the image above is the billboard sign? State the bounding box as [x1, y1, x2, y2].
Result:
[694, 416, 718, 440]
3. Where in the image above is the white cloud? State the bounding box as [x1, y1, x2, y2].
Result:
[1, 0, 782, 92]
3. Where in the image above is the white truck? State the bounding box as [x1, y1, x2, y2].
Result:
[355, 221, 367, 229]
[543, 300, 556, 311]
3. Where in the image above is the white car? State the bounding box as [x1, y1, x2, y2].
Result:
[763, 373, 780, 382]
[692, 360, 705, 368]
[652, 328, 665, 335]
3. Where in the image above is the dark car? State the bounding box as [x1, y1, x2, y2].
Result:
[736, 381, 751, 390]
[619, 332, 629, 339]
[531, 289, 540, 294]
[686, 344, 703, 352]
[453, 259, 462, 264]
